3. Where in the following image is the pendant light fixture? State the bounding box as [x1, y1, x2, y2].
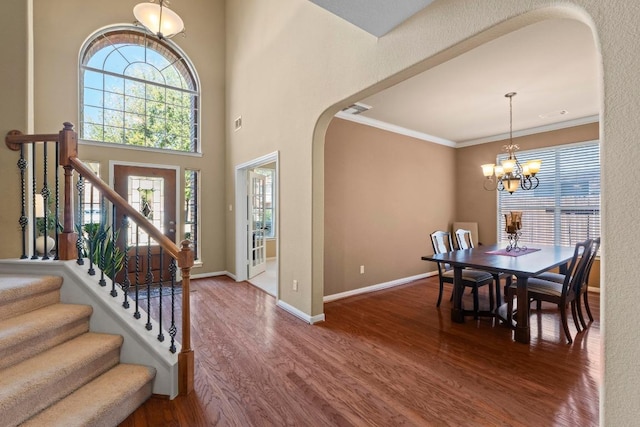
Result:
[481, 92, 541, 194]
[133, 0, 185, 40]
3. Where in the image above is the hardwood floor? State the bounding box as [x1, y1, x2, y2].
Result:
[119, 276, 600, 426]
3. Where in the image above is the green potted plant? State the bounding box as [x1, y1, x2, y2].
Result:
[77, 222, 126, 280]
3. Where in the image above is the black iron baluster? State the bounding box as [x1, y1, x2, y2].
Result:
[110, 203, 118, 297]
[76, 175, 85, 265]
[157, 247, 164, 342]
[134, 224, 141, 319]
[18, 145, 28, 259]
[87, 176, 95, 275]
[145, 239, 153, 331]
[169, 258, 177, 354]
[121, 215, 130, 309]
[31, 144, 38, 260]
[193, 173, 199, 260]
[54, 140, 60, 260]
[41, 141, 50, 260]
[98, 194, 106, 287]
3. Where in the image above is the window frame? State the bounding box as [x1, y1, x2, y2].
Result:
[184, 169, 200, 261]
[79, 26, 200, 153]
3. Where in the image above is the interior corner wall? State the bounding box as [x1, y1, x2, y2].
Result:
[455, 122, 599, 246]
[0, 0, 30, 259]
[324, 118, 455, 296]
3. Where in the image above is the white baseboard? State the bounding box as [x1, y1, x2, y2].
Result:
[190, 270, 234, 280]
[323, 271, 438, 303]
[276, 299, 325, 324]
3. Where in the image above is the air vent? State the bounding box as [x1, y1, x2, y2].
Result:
[538, 110, 568, 119]
[341, 102, 372, 115]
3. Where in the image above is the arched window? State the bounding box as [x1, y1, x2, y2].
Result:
[80, 27, 199, 152]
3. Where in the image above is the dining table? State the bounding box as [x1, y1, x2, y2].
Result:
[422, 243, 576, 344]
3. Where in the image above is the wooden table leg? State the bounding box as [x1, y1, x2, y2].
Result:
[514, 275, 530, 343]
[451, 266, 465, 323]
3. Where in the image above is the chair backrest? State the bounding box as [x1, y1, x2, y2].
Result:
[562, 239, 594, 299]
[455, 229, 474, 250]
[430, 230, 454, 275]
[580, 237, 600, 291]
[430, 230, 453, 255]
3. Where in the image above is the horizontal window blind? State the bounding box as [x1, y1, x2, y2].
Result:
[498, 141, 600, 248]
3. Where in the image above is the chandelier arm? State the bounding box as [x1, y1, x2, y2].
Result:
[483, 178, 497, 191]
[531, 176, 540, 189]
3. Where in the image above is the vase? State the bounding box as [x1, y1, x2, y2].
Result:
[36, 235, 56, 255]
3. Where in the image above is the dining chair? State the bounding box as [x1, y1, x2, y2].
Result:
[430, 230, 495, 318]
[505, 239, 593, 343]
[535, 237, 600, 331]
[454, 228, 511, 307]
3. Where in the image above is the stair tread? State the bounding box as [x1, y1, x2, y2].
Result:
[22, 364, 156, 427]
[0, 274, 62, 304]
[0, 332, 124, 425]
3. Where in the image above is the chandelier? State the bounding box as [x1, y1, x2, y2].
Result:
[133, 0, 185, 40]
[481, 92, 541, 194]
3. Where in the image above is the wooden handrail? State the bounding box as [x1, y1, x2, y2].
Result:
[5, 130, 60, 151]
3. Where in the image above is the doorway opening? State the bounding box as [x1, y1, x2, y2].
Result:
[235, 152, 279, 297]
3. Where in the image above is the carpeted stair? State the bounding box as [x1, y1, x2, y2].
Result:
[0, 274, 155, 426]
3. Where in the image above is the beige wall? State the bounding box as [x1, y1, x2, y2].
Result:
[324, 118, 455, 296]
[456, 123, 599, 246]
[0, 0, 30, 258]
[0, 0, 227, 274]
[266, 239, 277, 259]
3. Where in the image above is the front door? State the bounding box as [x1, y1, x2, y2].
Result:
[248, 171, 266, 278]
[113, 165, 177, 286]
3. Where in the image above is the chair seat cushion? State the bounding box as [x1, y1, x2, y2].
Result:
[536, 272, 565, 283]
[508, 278, 563, 297]
[443, 269, 492, 283]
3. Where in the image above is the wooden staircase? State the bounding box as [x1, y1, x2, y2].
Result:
[0, 274, 155, 426]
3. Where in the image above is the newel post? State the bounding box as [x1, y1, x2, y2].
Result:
[178, 239, 195, 395]
[57, 122, 78, 260]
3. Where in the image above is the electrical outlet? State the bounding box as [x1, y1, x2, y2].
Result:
[360, 265, 365, 274]
[292, 280, 298, 291]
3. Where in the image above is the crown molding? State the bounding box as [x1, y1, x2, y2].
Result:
[334, 111, 457, 148]
[334, 112, 599, 149]
[456, 115, 600, 147]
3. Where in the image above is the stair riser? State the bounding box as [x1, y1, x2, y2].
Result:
[3, 347, 122, 427]
[0, 318, 90, 371]
[0, 290, 60, 322]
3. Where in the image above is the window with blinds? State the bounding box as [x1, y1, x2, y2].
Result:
[497, 141, 600, 247]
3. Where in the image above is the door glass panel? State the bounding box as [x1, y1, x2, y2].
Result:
[128, 175, 164, 246]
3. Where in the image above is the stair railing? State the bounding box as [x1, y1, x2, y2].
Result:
[5, 122, 194, 395]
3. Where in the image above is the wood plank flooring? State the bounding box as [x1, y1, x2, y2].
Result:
[119, 275, 600, 426]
